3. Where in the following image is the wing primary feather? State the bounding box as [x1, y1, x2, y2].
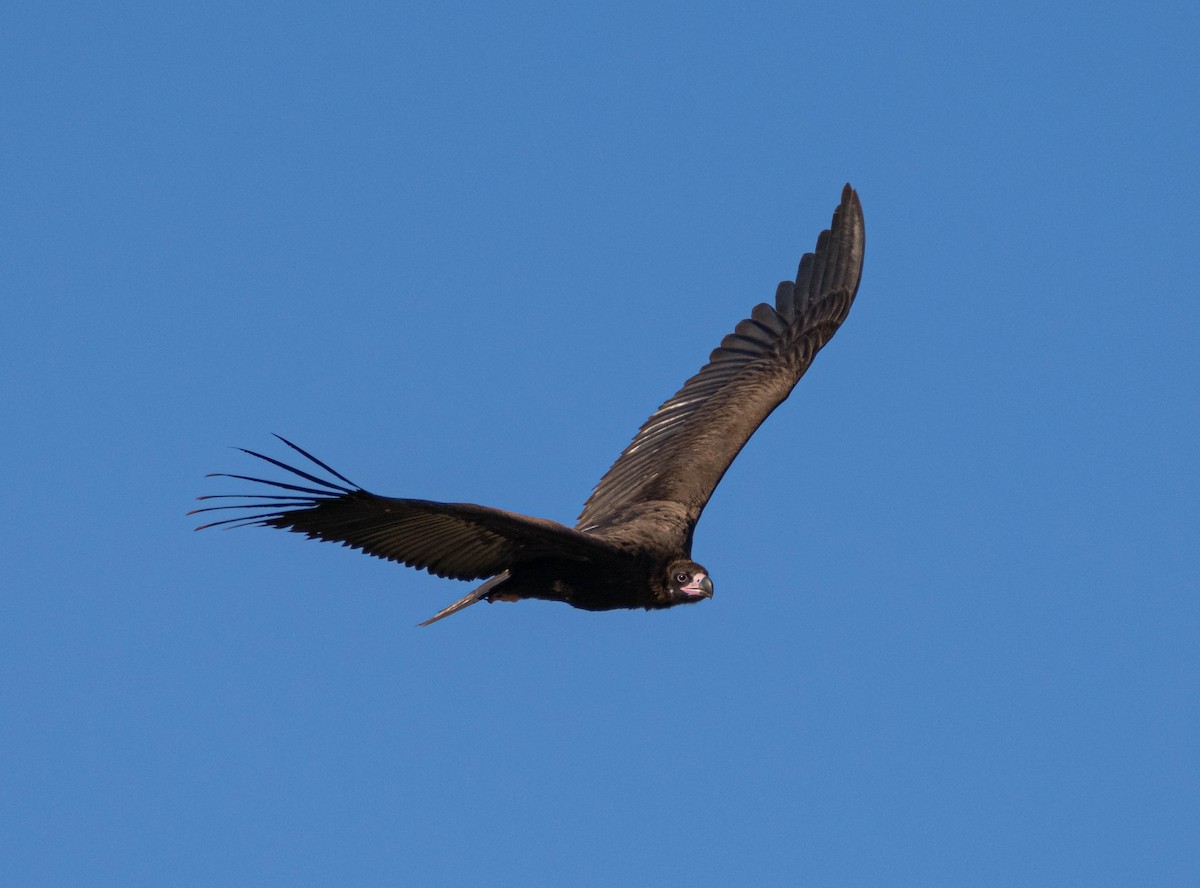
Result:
[192, 493, 315, 502]
[774, 281, 796, 322]
[189, 499, 313, 515]
[272, 434, 361, 489]
[794, 252, 816, 311]
[234, 448, 355, 494]
[193, 510, 304, 531]
[202, 472, 337, 497]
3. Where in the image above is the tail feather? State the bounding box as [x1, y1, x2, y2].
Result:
[418, 572, 512, 627]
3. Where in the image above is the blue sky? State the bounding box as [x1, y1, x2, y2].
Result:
[3, 1, 1198, 885]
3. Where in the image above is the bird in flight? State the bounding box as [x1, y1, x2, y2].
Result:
[193, 185, 865, 625]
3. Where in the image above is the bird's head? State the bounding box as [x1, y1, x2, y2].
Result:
[664, 559, 714, 606]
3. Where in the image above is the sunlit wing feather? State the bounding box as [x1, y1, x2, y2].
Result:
[576, 185, 865, 544]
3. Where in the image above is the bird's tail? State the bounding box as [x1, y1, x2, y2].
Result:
[418, 571, 512, 627]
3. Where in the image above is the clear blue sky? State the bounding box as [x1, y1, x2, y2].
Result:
[3, 2, 1197, 885]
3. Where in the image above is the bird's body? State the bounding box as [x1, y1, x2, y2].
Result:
[194, 185, 865, 625]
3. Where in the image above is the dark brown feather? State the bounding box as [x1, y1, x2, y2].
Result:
[576, 184, 865, 547]
[192, 436, 620, 581]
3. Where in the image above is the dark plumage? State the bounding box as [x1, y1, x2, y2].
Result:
[193, 185, 865, 625]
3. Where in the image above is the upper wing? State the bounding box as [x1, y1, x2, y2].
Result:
[193, 436, 620, 581]
[576, 185, 865, 545]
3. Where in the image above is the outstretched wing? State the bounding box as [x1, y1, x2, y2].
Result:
[193, 436, 619, 581]
[576, 185, 865, 545]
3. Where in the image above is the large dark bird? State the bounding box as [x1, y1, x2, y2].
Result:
[194, 185, 865, 625]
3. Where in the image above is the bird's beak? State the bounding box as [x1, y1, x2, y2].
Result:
[683, 574, 714, 599]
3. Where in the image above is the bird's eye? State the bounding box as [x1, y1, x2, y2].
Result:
[675, 572, 689, 584]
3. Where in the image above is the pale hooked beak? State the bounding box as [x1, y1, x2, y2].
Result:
[682, 574, 714, 599]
